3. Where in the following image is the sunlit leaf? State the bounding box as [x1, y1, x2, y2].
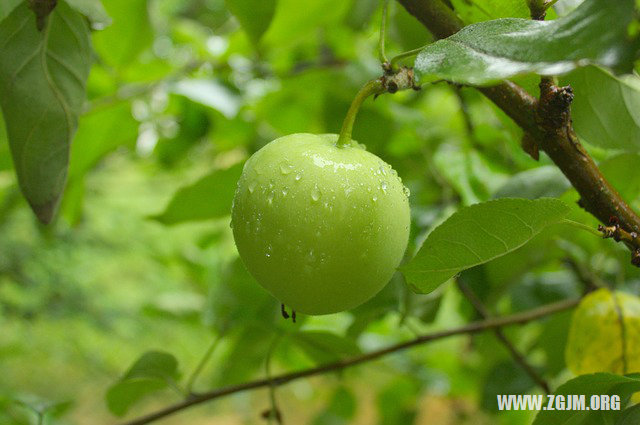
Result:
[565, 289, 640, 375]
[0, 2, 92, 223]
[402, 198, 570, 293]
[415, 0, 636, 85]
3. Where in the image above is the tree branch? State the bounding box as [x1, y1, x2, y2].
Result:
[396, 0, 640, 262]
[119, 298, 579, 425]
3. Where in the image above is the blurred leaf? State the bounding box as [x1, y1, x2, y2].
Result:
[106, 351, 179, 416]
[617, 404, 640, 425]
[482, 361, 535, 411]
[153, 163, 243, 225]
[533, 373, 640, 425]
[510, 271, 581, 311]
[566, 66, 640, 151]
[69, 102, 138, 179]
[403, 198, 570, 293]
[415, 0, 636, 85]
[171, 79, 241, 119]
[535, 311, 572, 375]
[451, 0, 531, 23]
[0, 113, 11, 170]
[312, 386, 357, 425]
[92, 0, 152, 66]
[225, 0, 276, 44]
[345, 0, 377, 30]
[0, 2, 92, 223]
[377, 378, 419, 425]
[600, 154, 640, 207]
[493, 166, 570, 200]
[66, 0, 111, 29]
[206, 259, 276, 333]
[566, 289, 640, 375]
[291, 330, 360, 364]
[156, 98, 210, 167]
[263, 0, 350, 47]
[0, 0, 20, 21]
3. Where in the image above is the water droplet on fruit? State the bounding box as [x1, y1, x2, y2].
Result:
[265, 245, 272, 258]
[372, 195, 378, 202]
[267, 191, 274, 205]
[295, 172, 302, 181]
[403, 186, 411, 197]
[379, 165, 387, 176]
[311, 184, 321, 202]
[344, 187, 354, 197]
[280, 162, 294, 175]
[380, 181, 388, 193]
[282, 187, 288, 196]
[248, 180, 256, 193]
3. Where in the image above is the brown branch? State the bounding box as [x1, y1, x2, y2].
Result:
[396, 0, 640, 264]
[456, 281, 551, 394]
[119, 298, 578, 425]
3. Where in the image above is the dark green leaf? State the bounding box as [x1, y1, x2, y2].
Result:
[565, 66, 640, 151]
[533, 373, 640, 425]
[152, 163, 243, 225]
[493, 166, 570, 199]
[225, 0, 276, 44]
[482, 361, 535, 411]
[600, 153, 640, 208]
[617, 404, 640, 425]
[402, 198, 570, 293]
[106, 351, 179, 416]
[0, 2, 92, 223]
[291, 331, 360, 364]
[415, 0, 636, 85]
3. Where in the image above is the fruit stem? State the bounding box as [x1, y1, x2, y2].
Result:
[337, 79, 384, 147]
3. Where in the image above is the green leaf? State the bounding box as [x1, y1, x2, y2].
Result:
[533, 373, 640, 425]
[565, 289, 640, 375]
[92, 0, 152, 66]
[450, 0, 531, 23]
[152, 163, 243, 225]
[291, 330, 360, 364]
[65, 0, 111, 29]
[617, 404, 640, 425]
[225, 0, 276, 44]
[600, 153, 640, 208]
[415, 0, 636, 85]
[493, 166, 570, 199]
[565, 66, 640, 151]
[106, 351, 179, 416]
[0, 0, 21, 22]
[0, 2, 92, 223]
[402, 198, 570, 293]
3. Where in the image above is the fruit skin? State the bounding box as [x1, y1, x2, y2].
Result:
[231, 133, 410, 315]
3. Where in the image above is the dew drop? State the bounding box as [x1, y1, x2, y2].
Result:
[403, 186, 411, 197]
[344, 187, 354, 197]
[311, 184, 321, 202]
[265, 245, 272, 258]
[295, 173, 302, 181]
[248, 180, 257, 193]
[380, 181, 388, 193]
[379, 165, 387, 176]
[282, 187, 289, 196]
[280, 162, 294, 175]
[267, 191, 274, 205]
[372, 195, 378, 202]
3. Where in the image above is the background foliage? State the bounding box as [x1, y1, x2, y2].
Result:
[1, 0, 640, 424]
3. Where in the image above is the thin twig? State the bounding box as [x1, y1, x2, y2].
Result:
[379, 0, 390, 64]
[119, 298, 579, 425]
[456, 280, 551, 394]
[185, 333, 224, 395]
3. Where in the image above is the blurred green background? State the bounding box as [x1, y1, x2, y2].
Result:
[1, 0, 640, 424]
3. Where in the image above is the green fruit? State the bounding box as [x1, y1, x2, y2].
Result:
[231, 133, 410, 315]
